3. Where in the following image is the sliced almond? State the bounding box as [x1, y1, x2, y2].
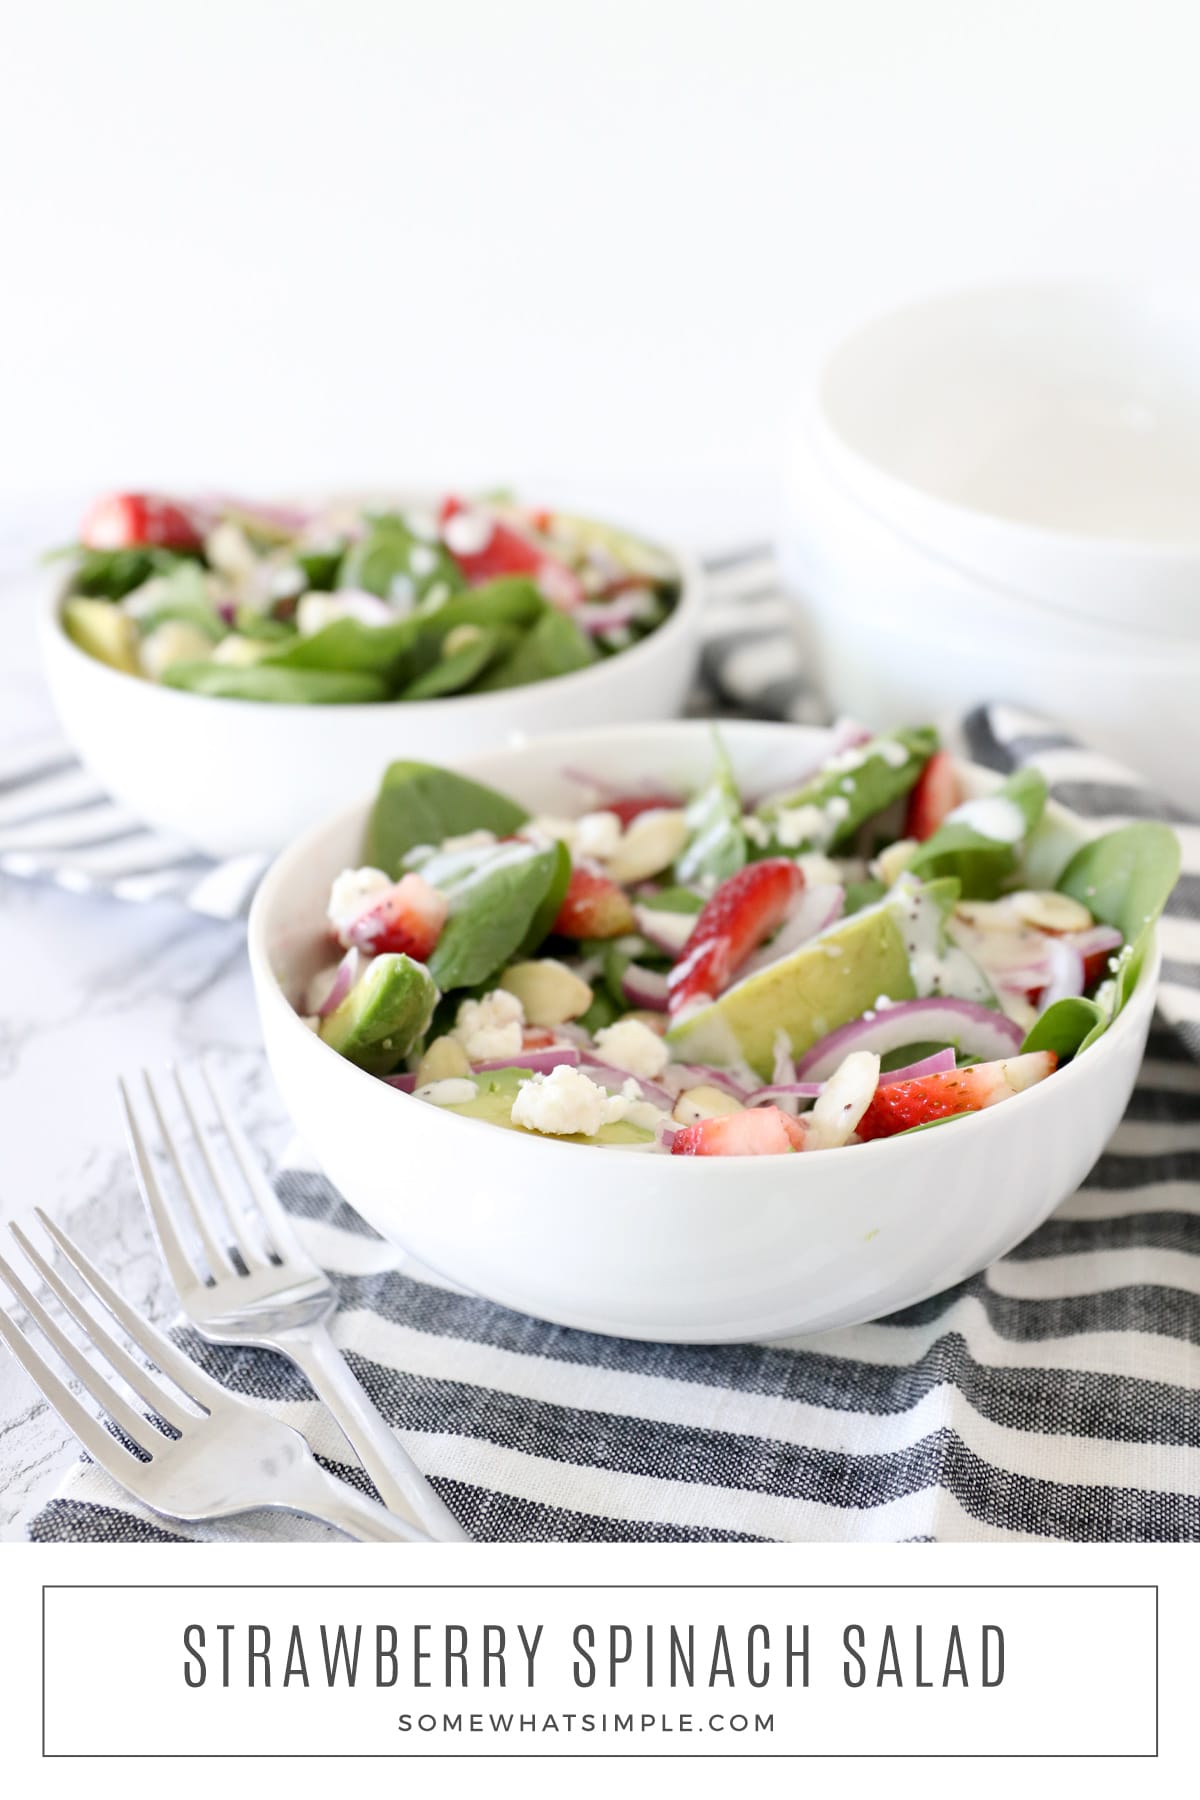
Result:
[498, 958, 593, 1026]
[415, 1035, 471, 1085]
[443, 623, 484, 657]
[605, 809, 689, 884]
[873, 838, 917, 886]
[1010, 890, 1094, 934]
[954, 897, 1021, 931]
[672, 1084, 744, 1124]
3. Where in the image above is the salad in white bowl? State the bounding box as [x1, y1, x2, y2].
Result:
[297, 724, 1179, 1157]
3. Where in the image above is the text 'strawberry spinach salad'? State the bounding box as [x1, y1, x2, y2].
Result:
[298, 729, 1180, 1155]
[55, 492, 681, 703]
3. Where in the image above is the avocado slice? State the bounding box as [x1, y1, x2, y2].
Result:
[665, 902, 916, 1080]
[63, 598, 142, 676]
[318, 953, 438, 1074]
[440, 1066, 654, 1146]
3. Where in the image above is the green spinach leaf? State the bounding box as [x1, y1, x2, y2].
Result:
[161, 662, 388, 703]
[427, 842, 563, 990]
[472, 607, 598, 691]
[676, 732, 746, 886]
[366, 761, 529, 876]
[906, 767, 1048, 898]
[753, 725, 938, 855]
[1057, 821, 1181, 1010]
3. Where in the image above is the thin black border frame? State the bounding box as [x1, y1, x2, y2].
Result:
[40, 1583, 1159, 1760]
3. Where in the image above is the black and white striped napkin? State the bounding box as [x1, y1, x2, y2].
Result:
[19, 552, 1200, 1543]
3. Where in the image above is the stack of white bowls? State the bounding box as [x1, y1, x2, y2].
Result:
[782, 281, 1200, 811]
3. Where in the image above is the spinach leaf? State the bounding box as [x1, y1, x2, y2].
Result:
[638, 885, 705, 915]
[161, 662, 389, 703]
[365, 761, 529, 876]
[70, 544, 196, 600]
[517, 837, 572, 956]
[1020, 996, 1107, 1062]
[472, 606, 598, 691]
[423, 576, 545, 633]
[261, 615, 420, 679]
[427, 842, 563, 990]
[135, 561, 224, 641]
[1057, 821, 1181, 1010]
[906, 766, 1047, 898]
[398, 626, 516, 699]
[676, 732, 746, 886]
[753, 725, 938, 855]
[844, 877, 887, 914]
[339, 514, 462, 604]
[296, 543, 346, 590]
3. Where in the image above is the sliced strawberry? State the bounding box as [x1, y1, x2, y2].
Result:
[440, 496, 584, 607]
[80, 492, 203, 553]
[904, 750, 961, 842]
[606, 793, 684, 827]
[855, 1050, 1057, 1141]
[672, 1106, 808, 1156]
[667, 858, 805, 1015]
[522, 1027, 559, 1050]
[340, 873, 449, 960]
[553, 865, 636, 939]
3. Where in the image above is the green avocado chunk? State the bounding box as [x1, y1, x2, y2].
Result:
[317, 953, 438, 1075]
[665, 902, 916, 1080]
[439, 1066, 654, 1146]
[63, 598, 142, 675]
[365, 760, 529, 877]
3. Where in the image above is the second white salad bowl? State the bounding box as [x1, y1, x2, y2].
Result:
[248, 720, 1157, 1343]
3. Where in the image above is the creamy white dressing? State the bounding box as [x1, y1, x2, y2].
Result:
[944, 795, 1027, 844]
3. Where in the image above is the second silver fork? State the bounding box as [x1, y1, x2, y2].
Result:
[122, 1064, 468, 1542]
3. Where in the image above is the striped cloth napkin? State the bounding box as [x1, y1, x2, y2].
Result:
[19, 552, 1200, 1543]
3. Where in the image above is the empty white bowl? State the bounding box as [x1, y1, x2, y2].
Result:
[813, 281, 1200, 639]
[782, 428, 1200, 812]
[247, 718, 1157, 1344]
[39, 537, 704, 859]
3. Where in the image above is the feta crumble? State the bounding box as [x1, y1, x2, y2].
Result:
[327, 866, 392, 935]
[452, 989, 525, 1061]
[593, 1017, 670, 1080]
[511, 1064, 629, 1136]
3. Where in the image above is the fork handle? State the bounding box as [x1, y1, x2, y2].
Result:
[274, 1323, 470, 1542]
[294, 1466, 435, 1542]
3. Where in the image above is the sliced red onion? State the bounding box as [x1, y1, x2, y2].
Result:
[312, 948, 362, 1019]
[1071, 924, 1123, 959]
[383, 1072, 417, 1092]
[738, 884, 845, 981]
[744, 1048, 957, 1109]
[795, 998, 1024, 1079]
[633, 905, 697, 957]
[472, 1048, 582, 1075]
[579, 597, 643, 634]
[621, 963, 669, 1011]
[577, 1060, 675, 1109]
[1039, 938, 1085, 1008]
[662, 1063, 755, 1100]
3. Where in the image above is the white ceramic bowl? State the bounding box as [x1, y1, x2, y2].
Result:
[781, 428, 1200, 813]
[247, 719, 1157, 1344]
[40, 540, 704, 859]
[812, 281, 1200, 639]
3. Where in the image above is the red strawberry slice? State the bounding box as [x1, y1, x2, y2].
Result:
[80, 492, 203, 553]
[667, 858, 805, 1015]
[904, 750, 961, 842]
[340, 873, 449, 960]
[855, 1050, 1057, 1141]
[522, 1027, 559, 1050]
[606, 793, 684, 827]
[440, 496, 584, 607]
[553, 865, 636, 939]
[672, 1106, 808, 1156]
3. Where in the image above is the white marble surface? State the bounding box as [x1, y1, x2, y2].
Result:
[0, 499, 297, 1538]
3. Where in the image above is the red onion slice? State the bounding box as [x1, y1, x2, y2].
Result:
[794, 998, 1023, 1079]
[738, 885, 845, 980]
[313, 948, 362, 1019]
[662, 1063, 754, 1100]
[383, 1072, 418, 1092]
[744, 1049, 957, 1109]
[577, 1060, 675, 1109]
[621, 963, 670, 1011]
[472, 1048, 582, 1075]
[1071, 924, 1123, 959]
[1039, 938, 1086, 1008]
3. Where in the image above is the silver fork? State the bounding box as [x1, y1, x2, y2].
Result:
[0, 1210, 425, 1540]
[121, 1063, 468, 1542]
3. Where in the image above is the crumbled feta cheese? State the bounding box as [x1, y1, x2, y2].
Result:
[443, 510, 493, 557]
[510, 1064, 628, 1136]
[415, 1078, 479, 1106]
[593, 1017, 670, 1080]
[327, 866, 392, 935]
[574, 810, 624, 860]
[825, 795, 851, 824]
[771, 804, 833, 850]
[452, 989, 525, 1061]
[297, 590, 394, 636]
[439, 829, 498, 854]
[742, 815, 771, 848]
[409, 542, 438, 578]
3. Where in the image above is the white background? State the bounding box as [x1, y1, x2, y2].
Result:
[3, 0, 1200, 525]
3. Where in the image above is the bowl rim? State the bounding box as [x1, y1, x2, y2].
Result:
[247, 716, 1162, 1178]
[41, 515, 706, 718]
[813, 276, 1200, 568]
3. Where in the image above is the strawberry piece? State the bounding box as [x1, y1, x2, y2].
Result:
[667, 858, 805, 1015]
[672, 1106, 808, 1156]
[80, 492, 203, 553]
[553, 865, 636, 939]
[440, 496, 584, 607]
[340, 873, 449, 960]
[522, 1027, 559, 1050]
[904, 750, 961, 842]
[855, 1051, 1058, 1141]
[607, 793, 683, 827]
